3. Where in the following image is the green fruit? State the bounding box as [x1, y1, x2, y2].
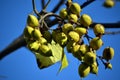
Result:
[84, 51, 96, 65]
[55, 32, 68, 46]
[103, 47, 114, 61]
[59, 8, 68, 19]
[90, 62, 98, 74]
[27, 41, 40, 52]
[62, 23, 73, 34]
[70, 3, 81, 15]
[43, 31, 52, 42]
[32, 29, 42, 40]
[106, 63, 112, 69]
[27, 14, 39, 27]
[90, 37, 103, 50]
[72, 44, 84, 61]
[80, 14, 92, 27]
[72, 44, 80, 54]
[68, 31, 80, 42]
[78, 63, 90, 78]
[24, 26, 34, 38]
[74, 27, 87, 37]
[52, 30, 61, 41]
[93, 24, 105, 36]
[103, 0, 115, 8]
[39, 44, 52, 57]
[68, 14, 78, 23]
[66, 40, 76, 53]
[39, 37, 47, 44]
[79, 44, 89, 55]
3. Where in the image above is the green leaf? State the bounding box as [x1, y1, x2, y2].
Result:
[58, 51, 68, 73]
[35, 40, 63, 69]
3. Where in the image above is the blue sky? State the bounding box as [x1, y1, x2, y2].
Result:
[0, 0, 120, 80]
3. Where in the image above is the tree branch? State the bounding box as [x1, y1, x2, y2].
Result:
[0, 34, 26, 60]
[90, 22, 120, 28]
[41, 0, 45, 9]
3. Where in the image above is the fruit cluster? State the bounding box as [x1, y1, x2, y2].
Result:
[23, 0, 115, 79]
[24, 14, 52, 57]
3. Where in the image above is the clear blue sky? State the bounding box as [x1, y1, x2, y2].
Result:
[0, 0, 120, 80]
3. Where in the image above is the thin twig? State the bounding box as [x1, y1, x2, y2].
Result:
[43, 0, 51, 10]
[32, 0, 39, 16]
[51, 0, 65, 13]
[81, 0, 95, 9]
[41, 0, 45, 9]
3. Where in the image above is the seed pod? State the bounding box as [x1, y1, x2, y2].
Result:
[66, 40, 76, 53]
[68, 14, 78, 23]
[74, 27, 87, 37]
[103, 0, 115, 8]
[90, 62, 98, 74]
[32, 29, 42, 40]
[90, 37, 103, 50]
[93, 24, 105, 37]
[59, 8, 68, 19]
[38, 37, 47, 44]
[24, 26, 34, 38]
[102, 47, 114, 61]
[43, 31, 52, 42]
[78, 63, 90, 78]
[39, 44, 52, 57]
[27, 41, 40, 52]
[55, 32, 68, 46]
[84, 51, 96, 65]
[80, 14, 92, 27]
[68, 31, 80, 42]
[79, 44, 89, 55]
[70, 3, 81, 15]
[106, 63, 112, 69]
[62, 23, 73, 34]
[27, 14, 39, 27]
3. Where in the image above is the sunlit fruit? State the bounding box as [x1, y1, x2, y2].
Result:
[74, 27, 87, 37]
[59, 8, 68, 19]
[24, 26, 34, 38]
[90, 37, 103, 50]
[84, 51, 96, 65]
[39, 44, 52, 57]
[27, 14, 39, 27]
[80, 14, 92, 27]
[62, 23, 73, 34]
[38, 37, 47, 44]
[55, 32, 68, 46]
[68, 31, 80, 42]
[68, 14, 78, 23]
[102, 47, 114, 61]
[90, 62, 98, 74]
[70, 2, 81, 15]
[32, 29, 42, 40]
[78, 63, 90, 78]
[106, 63, 112, 69]
[79, 44, 89, 55]
[27, 41, 40, 52]
[103, 0, 115, 8]
[93, 24, 105, 37]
